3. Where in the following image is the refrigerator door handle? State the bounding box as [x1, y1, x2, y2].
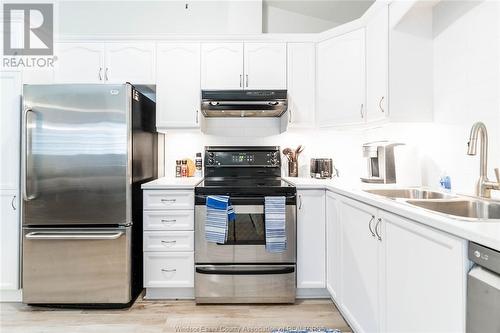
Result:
[25, 231, 125, 240]
[22, 107, 35, 201]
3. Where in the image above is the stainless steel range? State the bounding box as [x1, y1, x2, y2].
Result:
[194, 146, 297, 303]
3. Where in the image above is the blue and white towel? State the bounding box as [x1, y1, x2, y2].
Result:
[265, 196, 287, 253]
[205, 195, 235, 244]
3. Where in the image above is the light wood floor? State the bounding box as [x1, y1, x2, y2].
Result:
[1, 298, 352, 333]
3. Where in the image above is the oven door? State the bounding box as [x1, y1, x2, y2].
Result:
[195, 197, 296, 264]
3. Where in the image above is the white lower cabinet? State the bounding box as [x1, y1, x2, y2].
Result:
[297, 190, 326, 289]
[332, 193, 467, 333]
[381, 210, 467, 333]
[325, 192, 341, 301]
[339, 197, 380, 333]
[144, 252, 194, 288]
[0, 191, 20, 291]
[143, 189, 195, 298]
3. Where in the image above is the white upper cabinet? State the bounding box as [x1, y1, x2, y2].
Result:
[201, 43, 244, 90]
[339, 197, 380, 333]
[287, 43, 315, 127]
[0, 71, 21, 190]
[366, 5, 389, 122]
[201, 42, 287, 90]
[317, 28, 366, 126]
[297, 190, 326, 289]
[54, 43, 105, 83]
[104, 42, 156, 84]
[156, 43, 201, 129]
[244, 43, 287, 90]
[54, 42, 155, 84]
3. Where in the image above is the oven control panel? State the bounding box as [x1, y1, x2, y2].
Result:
[205, 148, 280, 167]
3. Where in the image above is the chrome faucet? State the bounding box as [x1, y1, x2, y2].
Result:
[467, 122, 500, 198]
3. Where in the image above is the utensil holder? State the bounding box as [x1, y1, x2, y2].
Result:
[288, 161, 298, 177]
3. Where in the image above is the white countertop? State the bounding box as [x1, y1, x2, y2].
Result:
[284, 177, 500, 252]
[141, 177, 203, 189]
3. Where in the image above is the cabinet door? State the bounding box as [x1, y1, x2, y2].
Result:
[381, 211, 466, 333]
[297, 190, 326, 289]
[156, 43, 201, 129]
[54, 43, 104, 83]
[287, 43, 315, 127]
[326, 191, 341, 301]
[0, 71, 21, 190]
[105, 42, 156, 84]
[317, 29, 366, 126]
[244, 43, 287, 89]
[201, 43, 243, 90]
[366, 5, 389, 122]
[0, 191, 20, 290]
[339, 197, 380, 333]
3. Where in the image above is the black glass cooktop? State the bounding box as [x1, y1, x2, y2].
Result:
[195, 177, 296, 197]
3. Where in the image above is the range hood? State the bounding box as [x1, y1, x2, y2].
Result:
[201, 90, 287, 118]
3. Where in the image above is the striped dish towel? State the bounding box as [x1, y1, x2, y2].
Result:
[265, 196, 287, 253]
[205, 195, 235, 244]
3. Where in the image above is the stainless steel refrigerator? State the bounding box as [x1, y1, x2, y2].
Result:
[21, 84, 158, 307]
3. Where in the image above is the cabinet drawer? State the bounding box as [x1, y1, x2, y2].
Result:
[143, 190, 194, 210]
[144, 252, 194, 288]
[143, 210, 194, 231]
[144, 231, 194, 252]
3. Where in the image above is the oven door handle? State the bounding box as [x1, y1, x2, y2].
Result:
[195, 266, 295, 275]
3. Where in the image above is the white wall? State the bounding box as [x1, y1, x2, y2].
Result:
[263, 5, 338, 33]
[428, 0, 499, 194]
[58, 1, 262, 35]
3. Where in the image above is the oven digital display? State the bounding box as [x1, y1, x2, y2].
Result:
[231, 153, 255, 164]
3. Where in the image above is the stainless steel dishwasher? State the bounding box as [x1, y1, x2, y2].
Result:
[467, 242, 500, 333]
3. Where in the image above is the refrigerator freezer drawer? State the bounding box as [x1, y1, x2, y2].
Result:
[22, 227, 131, 304]
[195, 265, 296, 303]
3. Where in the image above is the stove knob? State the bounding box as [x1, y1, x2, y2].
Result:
[271, 158, 278, 165]
[208, 152, 215, 158]
[208, 159, 215, 165]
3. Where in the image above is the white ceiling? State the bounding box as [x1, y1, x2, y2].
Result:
[264, 0, 375, 24]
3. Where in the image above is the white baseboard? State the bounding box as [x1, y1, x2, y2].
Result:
[0, 289, 22, 302]
[296, 288, 330, 298]
[144, 288, 195, 300]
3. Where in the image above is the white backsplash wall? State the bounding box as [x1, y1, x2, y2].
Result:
[162, 0, 499, 198]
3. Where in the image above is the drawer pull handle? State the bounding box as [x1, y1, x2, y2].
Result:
[161, 240, 177, 245]
[161, 198, 177, 202]
[161, 268, 177, 273]
[161, 219, 176, 223]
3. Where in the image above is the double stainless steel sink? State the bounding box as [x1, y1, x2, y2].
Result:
[364, 188, 500, 221]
